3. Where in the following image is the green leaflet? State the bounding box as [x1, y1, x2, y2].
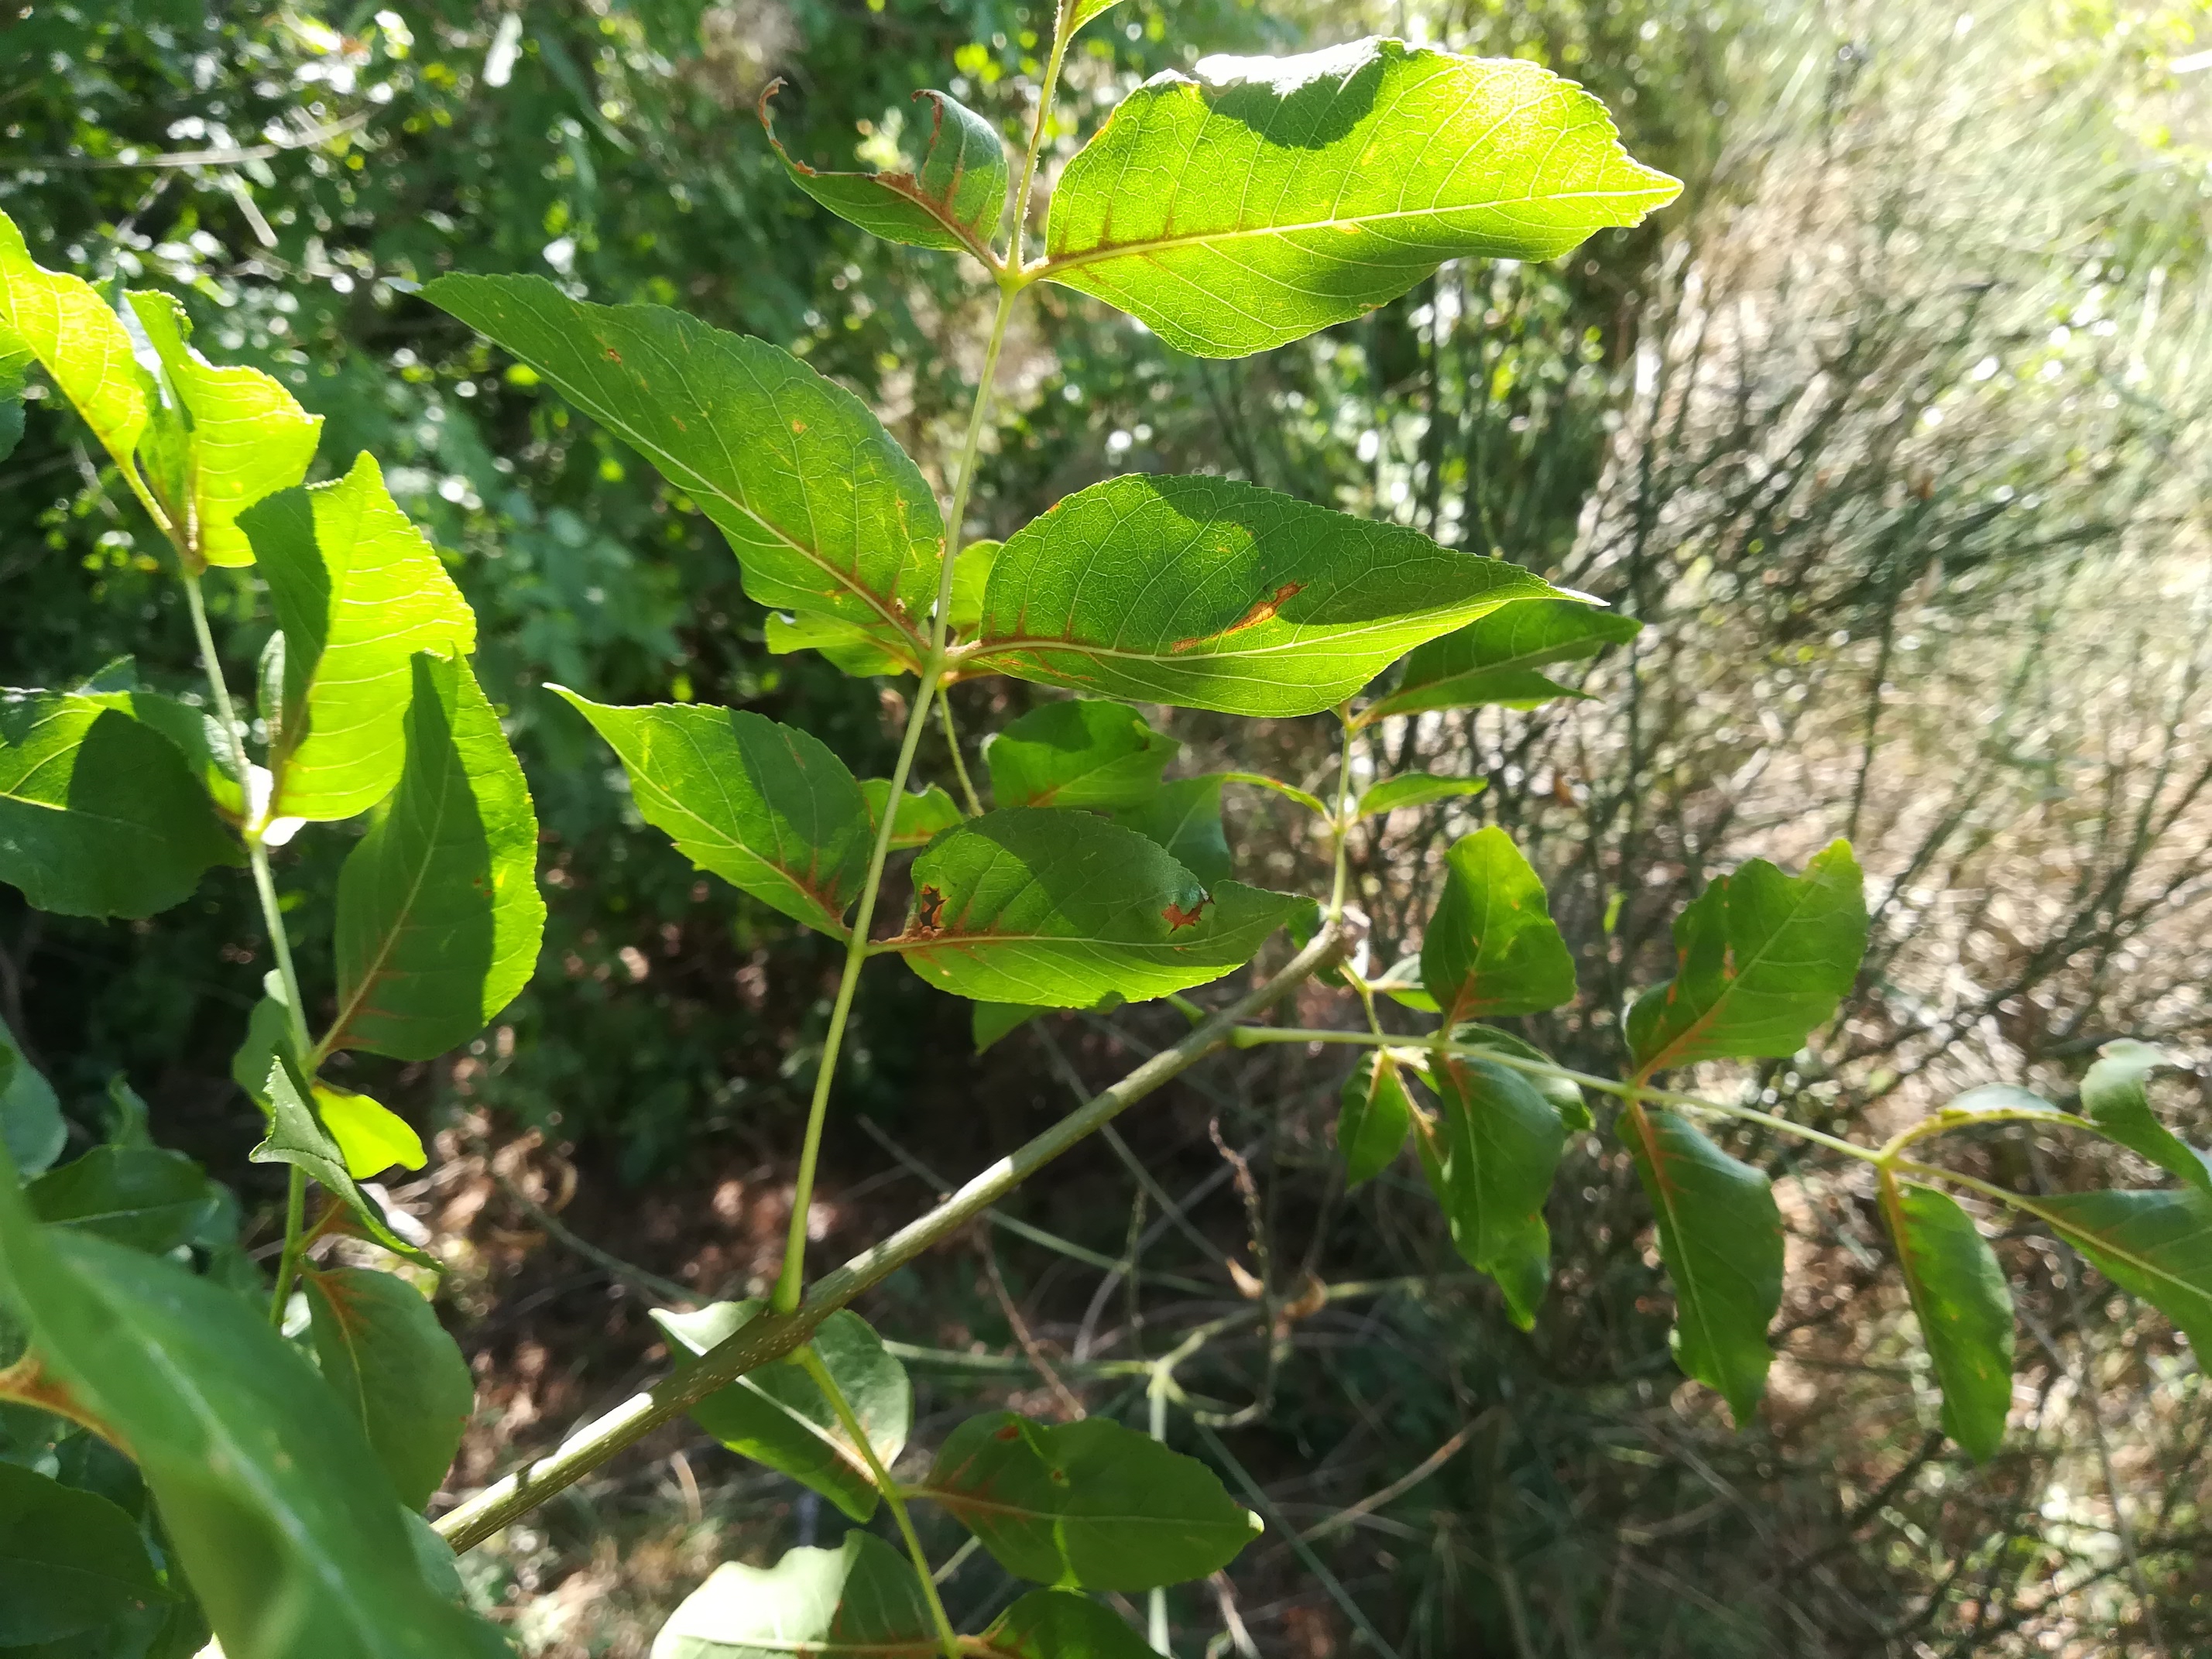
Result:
[977, 1591, 1154, 1657]
[424, 276, 941, 658]
[652, 1301, 911, 1525]
[651, 1532, 933, 1659]
[247, 454, 477, 822]
[1421, 828, 1577, 1022]
[1, 1015, 65, 1177]
[328, 654, 544, 1061]
[0, 334, 29, 463]
[974, 999, 1044, 1053]
[2035, 1186, 2212, 1356]
[1360, 598, 1642, 725]
[1041, 40, 1679, 358]
[26, 1147, 222, 1255]
[948, 537, 1000, 637]
[0, 687, 242, 920]
[1450, 1023, 1590, 1131]
[1355, 772, 1486, 820]
[763, 84, 1008, 261]
[556, 690, 872, 936]
[1625, 840, 1867, 1078]
[252, 1056, 437, 1270]
[1066, 0, 1127, 34]
[1338, 1050, 1413, 1184]
[965, 475, 1555, 716]
[124, 290, 321, 571]
[862, 778, 964, 851]
[0, 1138, 508, 1659]
[1417, 1057, 1564, 1328]
[1881, 1178, 2012, 1462]
[764, 608, 912, 678]
[314, 1084, 427, 1180]
[1113, 774, 1232, 885]
[1622, 1106, 1782, 1425]
[888, 808, 1308, 1006]
[305, 1267, 475, 1512]
[919, 1412, 1261, 1591]
[2080, 1040, 2208, 1194]
[0, 211, 148, 477]
[0, 1461, 170, 1645]
[986, 699, 1178, 809]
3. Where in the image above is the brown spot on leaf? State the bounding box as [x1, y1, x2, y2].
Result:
[1164, 896, 1211, 930]
[1171, 581, 1304, 653]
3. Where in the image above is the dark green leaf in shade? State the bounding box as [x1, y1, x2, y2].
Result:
[1624, 841, 1867, 1078]
[974, 1000, 1044, 1054]
[652, 1301, 910, 1524]
[556, 690, 872, 937]
[2080, 1040, 2209, 1193]
[1355, 772, 1487, 820]
[0, 335, 29, 464]
[25, 1148, 220, 1255]
[0, 1139, 510, 1659]
[246, 455, 478, 822]
[423, 277, 941, 660]
[1620, 1106, 1782, 1424]
[965, 475, 1555, 717]
[1449, 1024, 1591, 1131]
[1338, 1051, 1412, 1184]
[861, 779, 964, 851]
[0, 690, 241, 920]
[1113, 775, 1232, 886]
[327, 654, 544, 1061]
[1360, 597, 1643, 726]
[1880, 1177, 2013, 1462]
[1420, 828, 1576, 1023]
[763, 84, 1008, 262]
[122, 290, 321, 571]
[986, 700, 1178, 810]
[920, 1412, 1261, 1591]
[1415, 1057, 1564, 1328]
[889, 809, 1308, 1006]
[650, 1532, 932, 1659]
[0, 1461, 170, 1644]
[2035, 1186, 2212, 1355]
[252, 1057, 437, 1270]
[1, 1016, 64, 1178]
[1041, 40, 1680, 358]
[976, 1590, 1154, 1658]
[304, 1267, 475, 1512]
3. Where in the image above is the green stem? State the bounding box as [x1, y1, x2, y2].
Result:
[1007, 9, 1074, 274]
[266, 1167, 306, 1328]
[937, 691, 986, 817]
[1326, 708, 1357, 919]
[1147, 1379, 1172, 1655]
[799, 1346, 962, 1659]
[247, 840, 314, 1061]
[180, 571, 255, 821]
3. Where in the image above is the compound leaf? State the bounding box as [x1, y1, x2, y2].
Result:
[0, 688, 240, 920]
[1881, 1177, 2012, 1462]
[0, 1461, 169, 1645]
[977, 1591, 1153, 1658]
[328, 653, 544, 1061]
[0, 1139, 508, 1659]
[653, 1301, 910, 1524]
[1625, 841, 1866, 1078]
[247, 454, 477, 822]
[424, 276, 939, 659]
[1338, 1050, 1412, 1184]
[986, 699, 1178, 809]
[0, 211, 147, 475]
[888, 808, 1307, 1006]
[1361, 598, 1641, 725]
[1621, 1106, 1782, 1424]
[651, 1532, 931, 1659]
[252, 1056, 436, 1270]
[966, 475, 1555, 715]
[763, 84, 1008, 262]
[2080, 1040, 2208, 1194]
[2036, 1187, 2212, 1356]
[1356, 772, 1486, 820]
[305, 1267, 475, 1512]
[557, 690, 871, 936]
[1041, 40, 1679, 358]
[920, 1413, 1260, 1590]
[25, 1147, 221, 1255]
[124, 290, 321, 571]
[1421, 828, 1576, 1022]
[1417, 1057, 1564, 1327]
